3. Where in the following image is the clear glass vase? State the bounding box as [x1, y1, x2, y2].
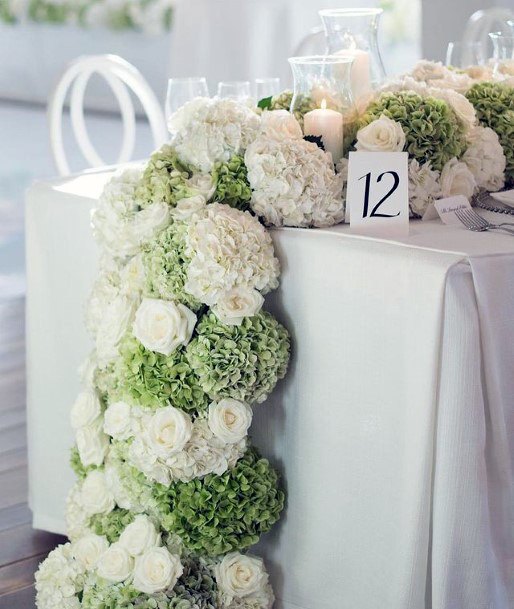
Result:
[288, 55, 354, 163]
[490, 32, 514, 79]
[319, 8, 386, 101]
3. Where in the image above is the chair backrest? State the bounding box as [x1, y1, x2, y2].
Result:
[48, 54, 168, 176]
[292, 26, 327, 58]
[462, 8, 514, 51]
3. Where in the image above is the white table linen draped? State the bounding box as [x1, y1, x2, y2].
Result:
[25, 168, 514, 609]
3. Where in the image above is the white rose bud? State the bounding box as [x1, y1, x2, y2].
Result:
[440, 158, 476, 200]
[133, 298, 197, 356]
[130, 201, 170, 244]
[103, 401, 133, 440]
[80, 470, 115, 516]
[261, 110, 303, 141]
[76, 419, 109, 467]
[72, 534, 108, 569]
[70, 391, 101, 429]
[212, 287, 264, 326]
[215, 552, 268, 599]
[132, 547, 183, 594]
[147, 406, 193, 458]
[356, 114, 406, 152]
[171, 195, 207, 222]
[208, 399, 252, 444]
[118, 515, 161, 556]
[96, 543, 134, 583]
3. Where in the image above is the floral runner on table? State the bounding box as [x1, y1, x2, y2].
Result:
[34, 58, 514, 609]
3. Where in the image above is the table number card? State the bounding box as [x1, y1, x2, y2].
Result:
[347, 151, 409, 237]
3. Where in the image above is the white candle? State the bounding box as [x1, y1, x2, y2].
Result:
[303, 100, 344, 163]
[336, 48, 371, 101]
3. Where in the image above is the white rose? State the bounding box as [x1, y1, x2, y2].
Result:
[76, 419, 109, 467]
[171, 195, 207, 222]
[208, 399, 252, 444]
[215, 553, 267, 599]
[132, 547, 183, 594]
[72, 534, 108, 570]
[147, 406, 193, 457]
[121, 254, 146, 295]
[118, 515, 161, 556]
[70, 391, 101, 429]
[355, 114, 406, 152]
[103, 401, 133, 440]
[212, 287, 264, 326]
[186, 174, 216, 201]
[104, 463, 133, 510]
[96, 543, 134, 583]
[261, 110, 303, 140]
[433, 89, 476, 131]
[80, 470, 115, 515]
[130, 202, 170, 244]
[96, 295, 137, 367]
[440, 158, 476, 200]
[133, 298, 197, 356]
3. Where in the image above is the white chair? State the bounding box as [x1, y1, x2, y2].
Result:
[462, 8, 514, 52]
[48, 54, 168, 176]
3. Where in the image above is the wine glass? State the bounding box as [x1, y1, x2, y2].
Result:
[254, 78, 281, 102]
[165, 77, 209, 122]
[445, 41, 486, 68]
[216, 80, 251, 101]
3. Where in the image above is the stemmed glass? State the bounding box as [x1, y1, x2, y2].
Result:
[216, 80, 251, 101]
[445, 41, 486, 68]
[165, 77, 209, 122]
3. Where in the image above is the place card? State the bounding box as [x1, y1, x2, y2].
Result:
[347, 151, 409, 237]
[433, 195, 472, 225]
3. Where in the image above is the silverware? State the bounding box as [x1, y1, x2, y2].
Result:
[455, 208, 514, 235]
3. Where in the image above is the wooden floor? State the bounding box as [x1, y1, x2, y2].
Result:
[0, 293, 66, 609]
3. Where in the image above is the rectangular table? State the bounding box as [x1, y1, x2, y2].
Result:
[26, 168, 514, 609]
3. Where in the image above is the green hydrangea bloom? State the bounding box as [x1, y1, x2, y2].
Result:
[143, 221, 202, 312]
[156, 448, 284, 556]
[113, 334, 209, 412]
[358, 91, 467, 170]
[88, 508, 134, 544]
[70, 446, 99, 480]
[211, 155, 252, 211]
[135, 145, 197, 208]
[466, 82, 514, 184]
[269, 90, 316, 126]
[186, 311, 290, 404]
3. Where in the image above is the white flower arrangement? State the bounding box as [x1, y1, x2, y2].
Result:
[463, 126, 506, 192]
[35, 543, 85, 609]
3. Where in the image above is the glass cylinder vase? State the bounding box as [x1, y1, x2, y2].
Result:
[490, 32, 514, 79]
[288, 55, 354, 163]
[319, 8, 386, 101]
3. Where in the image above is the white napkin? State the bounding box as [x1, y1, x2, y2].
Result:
[491, 189, 514, 207]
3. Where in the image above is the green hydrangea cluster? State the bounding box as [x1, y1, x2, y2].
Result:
[156, 448, 284, 556]
[70, 446, 99, 480]
[88, 508, 135, 544]
[135, 145, 197, 208]
[269, 90, 316, 126]
[82, 580, 140, 609]
[143, 221, 202, 312]
[186, 311, 290, 404]
[466, 82, 514, 183]
[359, 91, 467, 170]
[114, 334, 209, 412]
[212, 155, 252, 211]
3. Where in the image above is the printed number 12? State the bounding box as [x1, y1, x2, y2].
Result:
[359, 171, 401, 219]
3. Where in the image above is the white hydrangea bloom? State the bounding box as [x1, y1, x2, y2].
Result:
[65, 483, 91, 542]
[245, 136, 344, 228]
[463, 126, 506, 192]
[168, 98, 261, 171]
[408, 160, 441, 217]
[35, 543, 85, 609]
[184, 203, 280, 306]
[92, 168, 170, 258]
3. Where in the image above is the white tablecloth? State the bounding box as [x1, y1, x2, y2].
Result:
[26, 168, 514, 609]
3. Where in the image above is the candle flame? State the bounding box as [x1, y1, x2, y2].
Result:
[321, 98, 327, 110]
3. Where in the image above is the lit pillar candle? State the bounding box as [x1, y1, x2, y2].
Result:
[336, 49, 371, 101]
[303, 100, 344, 163]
